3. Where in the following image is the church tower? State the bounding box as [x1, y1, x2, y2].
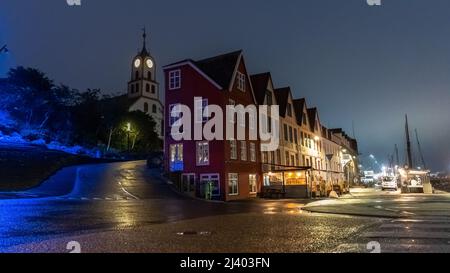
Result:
[127, 29, 164, 138]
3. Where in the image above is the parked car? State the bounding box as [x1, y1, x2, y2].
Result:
[146, 151, 164, 169]
[381, 176, 397, 191]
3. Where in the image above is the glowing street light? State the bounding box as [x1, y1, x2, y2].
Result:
[126, 122, 131, 152]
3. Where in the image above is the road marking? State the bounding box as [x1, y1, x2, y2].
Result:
[363, 231, 450, 239]
[335, 243, 450, 253]
[119, 184, 139, 200]
[380, 223, 450, 229]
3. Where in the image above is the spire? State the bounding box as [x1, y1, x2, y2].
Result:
[139, 27, 149, 56]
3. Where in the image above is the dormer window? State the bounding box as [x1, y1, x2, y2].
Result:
[169, 70, 181, 90]
[287, 103, 293, 117]
[266, 91, 273, 105]
[237, 72, 246, 92]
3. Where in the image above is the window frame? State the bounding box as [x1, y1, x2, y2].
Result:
[169, 69, 181, 90]
[196, 141, 210, 166]
[228, 173, 239, 196]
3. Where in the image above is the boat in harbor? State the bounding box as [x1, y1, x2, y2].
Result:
[398, 115, 432, 194]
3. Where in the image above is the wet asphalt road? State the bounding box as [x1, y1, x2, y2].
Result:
[0, 161, 378, 253]
[304, 188, 450, 252]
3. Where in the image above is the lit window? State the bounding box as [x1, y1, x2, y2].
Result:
[240, 141, 247, 161]
[170, 144, 183, 171]
[249, 174, 257, 194]
[169, 70, 181, 90]
[250, 143, 256, 162]
[228, 173, 239, 195]
[236, 72, 246, 92]
[230, 140, 237, 160]
[196, 141, 209, 166]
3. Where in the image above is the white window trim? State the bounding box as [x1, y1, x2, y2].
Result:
[228, 173, 239, 196]
[169, 69, 181, 90]
[249, 174, 257, 194]
[240, 141, 247, 161]
[195, 98, 209, 124]
[237, 72, 246, 92]
[230, 140, 237, 160]
[250, 143, 256, 162]
[196, 141, 210, 166]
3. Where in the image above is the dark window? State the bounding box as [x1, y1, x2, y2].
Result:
[135, 71, 139, 80]
[152, 104, 157, 113]
[144, 102, 149, 113]
[147, 71, 152, 79]
[289, 126, 293, 143]
[287, 103, 292, 117]
[131, 84, 135, 93]
[266, 91, 273, 105]
[136, 83, 140, 92]
[151, 85, 156, 94]
[284, 124, 288, 141]
[146, 84, 150, 92]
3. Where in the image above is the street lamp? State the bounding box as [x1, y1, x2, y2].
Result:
[0, 45, 8, 54]
[126, 122, 131, 153]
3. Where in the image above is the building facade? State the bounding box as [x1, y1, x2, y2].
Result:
[163, 50, 359, 201]
[163, 51, 261, 201]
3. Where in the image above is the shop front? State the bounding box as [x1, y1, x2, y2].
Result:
[262, 167, 311, 198]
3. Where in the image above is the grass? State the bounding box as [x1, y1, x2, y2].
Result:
[0, 144, 112, 191]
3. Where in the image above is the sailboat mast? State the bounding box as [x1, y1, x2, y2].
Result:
[405, 115, 413, 168]
[395, 144, 400, 167]
[415, 129, 426, 169]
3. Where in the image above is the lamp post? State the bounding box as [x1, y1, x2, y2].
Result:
[126, 122, 131, 153]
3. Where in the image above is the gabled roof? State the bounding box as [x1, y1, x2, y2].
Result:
[194, 50, 242, 89]
[163, 50, 243, 91]
[274, 87, 291, 118]
[293, 98, 306, 126]
[307, 107, 318, 132]
[250, 72, 272, 105]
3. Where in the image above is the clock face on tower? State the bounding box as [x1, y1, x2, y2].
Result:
[146, 59, 154, 68]
[134, 58, 141, 68]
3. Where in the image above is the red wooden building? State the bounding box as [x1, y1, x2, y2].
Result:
[163, 50, 262, 201]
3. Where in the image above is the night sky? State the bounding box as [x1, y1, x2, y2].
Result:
[1, 0, 449, 171]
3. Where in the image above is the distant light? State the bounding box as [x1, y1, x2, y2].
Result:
[126, 122, 131, 132]
[342, 149, 348, 153]
[370, 154, 375, 159]
[314, 136, 320, 141]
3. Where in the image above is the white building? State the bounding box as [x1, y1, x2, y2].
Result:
[127, 30, 164, 138]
